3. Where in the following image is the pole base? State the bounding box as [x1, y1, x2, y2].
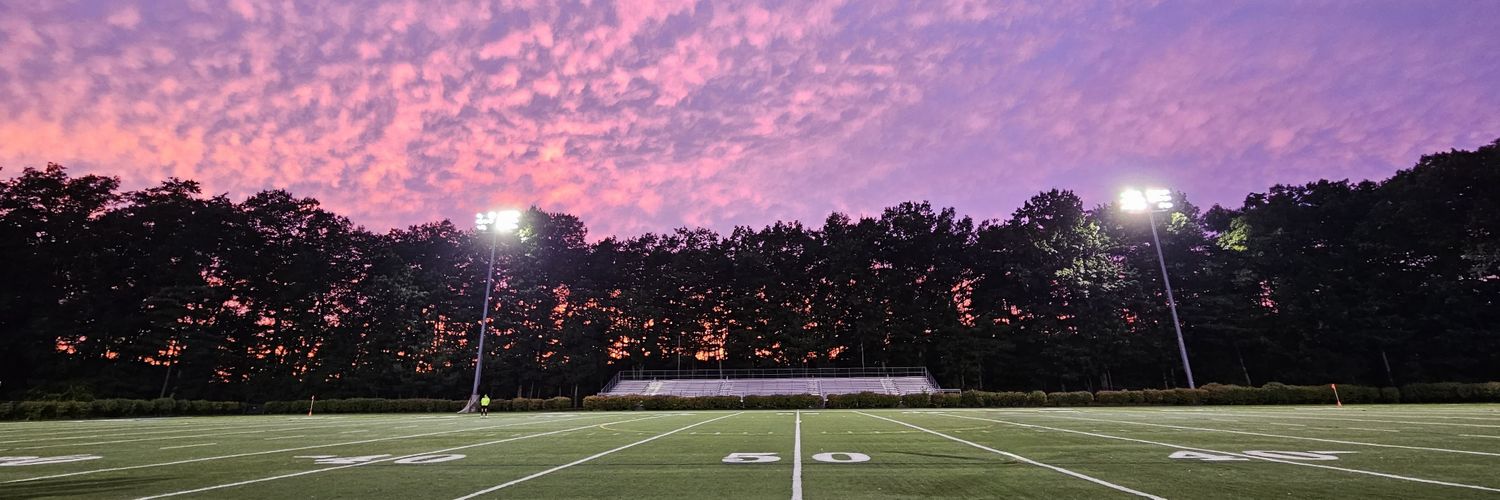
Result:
[458, 394, 481, 414]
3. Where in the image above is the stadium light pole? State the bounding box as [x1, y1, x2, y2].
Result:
[1121, 188, 1196, 389]
[460, 209, 522, 413]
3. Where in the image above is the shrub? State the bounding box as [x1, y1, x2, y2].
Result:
[1329, 384, 1383, 404]
[1046, 391, 1093, 406]
[1400, 382, 1500, 403]
[1139, 388, 1206, 405]
[583, 395, 640, 411]
[52, 401, 87, 419]
[262, 401, 293, 414]
[1379, 387, 1402, 403]
[1026, 390, 1048, 407]
[930, 393, 962, 408]
[743, 394, 820, 410]
[544, 396, 573, 410]
[1259, 382, 1334, 405]
[702, 396, 744, 410]
[827, 392, 902, 409]
[1200, 383, 1262, 405]
[978, 391, 1030, 407]
[957, 391, 982, 407]
[902, 393, 933, 408]
[151, 398, 177, 415]
[824, 393, 858, 409]
[18, 402, 57, 420]
[510, 398, 545, 411]
[1094, 390, 1144, 406]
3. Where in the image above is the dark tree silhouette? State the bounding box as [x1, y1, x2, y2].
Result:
[2, 139, 1497, 401]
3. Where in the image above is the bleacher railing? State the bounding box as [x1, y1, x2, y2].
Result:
[612, 367, 931, 381]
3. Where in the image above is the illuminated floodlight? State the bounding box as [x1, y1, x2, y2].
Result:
[462, 207, 522, 414]
[1120, 188, 1173, 213]
[475, 209, 522, 232]
[1120, 185, 1195, 389]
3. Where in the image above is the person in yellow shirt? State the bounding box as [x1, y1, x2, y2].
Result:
[479, 395, 490, 417]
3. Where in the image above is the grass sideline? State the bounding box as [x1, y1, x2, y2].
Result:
[1, 405, 1498, 498]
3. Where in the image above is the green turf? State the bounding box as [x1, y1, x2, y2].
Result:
[2, 405, 1498, 499]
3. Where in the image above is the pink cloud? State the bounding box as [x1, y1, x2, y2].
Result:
[0, 0, 1496, 237]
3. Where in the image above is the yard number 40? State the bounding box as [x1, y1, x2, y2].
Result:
[723, 452, 871, 464]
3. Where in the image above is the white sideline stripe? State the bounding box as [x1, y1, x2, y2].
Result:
[1130, 409, 1500, 429]
[0, 415, 391, 443]
[453, 413, 743, 500]
[855, 411, 1165, 500]
[8, 422, 356, 451]
[0, 419, 339, 445]
[264, 435, 306, 441]
[1347, 427, 1400, 433]
[792, 411, 803, 500]
[1049, 414, 1500, 458]
[159, 443, 216, 450]
[1299, 411, 1500, 422]
[942, 413, 1500, 494]
[1462, 434, 1500, 440]
[1298, 408, 1500, 417]
[0, 414, 423, 445]
[136, 415, 670, 499]
[0, 420, 234, 440]
[4, 414, 606, 485]
[1264, 423, 1307, 427]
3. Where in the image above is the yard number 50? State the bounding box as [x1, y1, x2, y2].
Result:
[722, 452, 870, 464]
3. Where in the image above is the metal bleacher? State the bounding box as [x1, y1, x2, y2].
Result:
[599, 367, 945, 399]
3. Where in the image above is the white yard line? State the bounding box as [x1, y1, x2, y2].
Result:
[792, 411, 803, 500]
[453, 413, 743, 500]
[263, 435, 306, 441]
[1461, 434, 1500, 440]
[136, 414, 672, 499]
[855, 411, 1165, 500]
[158, 443, 217, 450]
[942, 413, 1500, 494]
[1264, 422, 1307, 427]
[3, 414, 607, 485]
[1347, 427, 1401, 433]
[1044, 414, 1500, 458]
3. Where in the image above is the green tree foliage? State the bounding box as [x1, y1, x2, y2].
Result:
[2, 139, 1497, 401]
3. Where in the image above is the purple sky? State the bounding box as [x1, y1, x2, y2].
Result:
[2, 1, 1497, 238]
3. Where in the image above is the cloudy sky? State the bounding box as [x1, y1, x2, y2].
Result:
[2, 0, 1496, 237]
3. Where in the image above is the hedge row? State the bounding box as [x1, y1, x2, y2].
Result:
[0, 399, 242, 421]
[579, 382, 1498, 410]
[261, 397, 575, 414]
[1398, 382, 1500, 403]
[7, 382, 1494, 419]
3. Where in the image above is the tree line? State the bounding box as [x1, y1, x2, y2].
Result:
[2, 140, 1496, 402]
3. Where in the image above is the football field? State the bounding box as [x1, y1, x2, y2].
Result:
[2, 405, 1499, 499]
